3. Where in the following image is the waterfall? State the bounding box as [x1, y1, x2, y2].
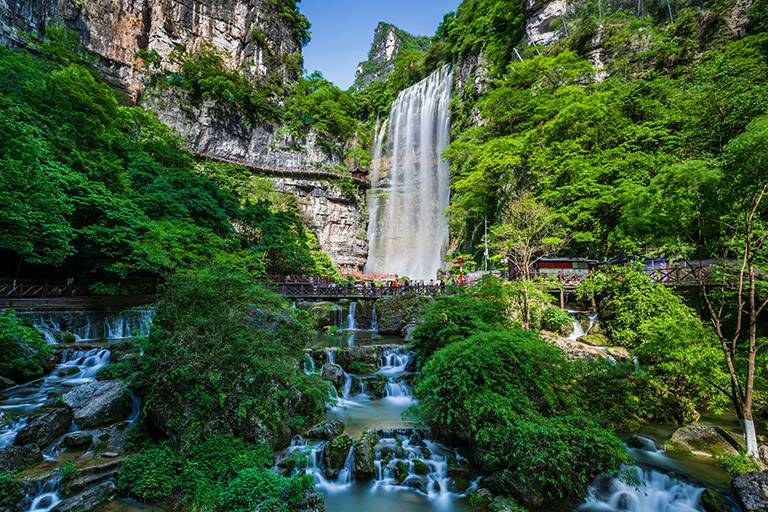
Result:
[26, 474, 62, 512]
[568, 311, 598, 341]
[28, 309, 154, 343]
[365, 65, 453, 280]
[345, 302, 357, 331]
[370, 303, 378, 333]
[580, 465, 705, 511]
[379, 347, 413, 405]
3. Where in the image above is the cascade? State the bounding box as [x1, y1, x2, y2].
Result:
[25, 474, 62, 512]
[580, 465, 705, 512]
[370, 302, 378, 333]
[345, 302, 357, 331]
[379, 347, 413, 404]
[28, 309, 154, 343]
[331, 304, 343, 329]
[365, 65, 452, 280]
[568, 311, 598, 341]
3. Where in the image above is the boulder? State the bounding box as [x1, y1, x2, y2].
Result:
[484, 469, 547, 509]
[354, 430, 380, 479]
[320, 363, 345, 389]
[733, 471, 768, 512]
[701, 488, 729, 512]
[59, 481, 116, 512]
[297, 487, 325, 512]
[63, 432, 93, 450]
[62, 380, 132, 428]
[306, 420, 344, 440]
[577, 334, 611, 347]
[666, 423, 739, 457]
[759, 444, 768, 466]
[0, 445, 43, 472]
[14, 409, 73, 447]
[324, 435, 353, 479]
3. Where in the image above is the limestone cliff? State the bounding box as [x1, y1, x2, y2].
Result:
[353, 21, 430, 90]
[525, 0, 568, 46]
[0, 0, 304, 99]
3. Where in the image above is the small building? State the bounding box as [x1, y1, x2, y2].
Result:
[534, 257, 597, 277]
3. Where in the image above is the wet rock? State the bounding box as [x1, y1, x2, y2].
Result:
[63, 380, 132, 428]
[605, 346, 631, 360]
[324, 435, 353, 479]
[320, 363, 345, 389]
[701, 488, 729, 512]
[412, 459, 428, 475]
[0, 444, 43, 472]
[484, 469, 545, 509]
[577, 334, 611, 346]
[733, 471, 768, 512]
[306, 420, 344, 440]
[667, 423, 738, 457]
[0, 376, 15, 390]
[0, 411, 5, 427]
[14, 408, 73, 448]
[447, 460, 475, 480]
[63, 432, 93, 450]
[590, 320, 607, 335]
[59, 480, 116, 512]
[297, 487, 325, 512]
[57, 367, 80, 377]
[393, 460, 409, 484]
[626, 435, 658, 451]
[759, 444, 768, 466]
[354, 430, 379, 479]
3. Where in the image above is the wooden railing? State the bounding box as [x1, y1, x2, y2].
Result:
[0, 281, 85, 298]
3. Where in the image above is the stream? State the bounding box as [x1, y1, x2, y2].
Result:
[0, 306, 741, 512]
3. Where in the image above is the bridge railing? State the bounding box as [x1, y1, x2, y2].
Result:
[0, 281, 85, 298]
[269, 281, 446, 299]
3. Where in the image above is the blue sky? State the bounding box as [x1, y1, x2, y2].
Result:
[299, 0, 462, 89]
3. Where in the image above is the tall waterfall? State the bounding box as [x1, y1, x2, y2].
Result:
[365, 65, 452, 279]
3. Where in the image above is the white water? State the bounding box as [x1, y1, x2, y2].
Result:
[581, 465, 704, 512]
[28, 309, 154, 343]
[365, 65, 453, 280]
[568, 310, 599, 341]
[345, 302, 357, 331]
[371, 303, 379, 333]
[26, 474, 62, 512]
[0, 348, 110, 445]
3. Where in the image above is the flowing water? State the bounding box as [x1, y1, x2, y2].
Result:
[365, 65, 452, 280]
[26, 309, 154, 343]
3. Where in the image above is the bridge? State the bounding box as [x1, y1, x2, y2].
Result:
[267, 281, 445, 299]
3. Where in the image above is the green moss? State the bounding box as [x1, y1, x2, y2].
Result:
[0, 472, 21, 508]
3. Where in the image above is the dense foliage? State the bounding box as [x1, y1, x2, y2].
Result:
[140, 263, 327, 448]
[0, 310, 52, 382]
[117, 436, 312, 511]
[439, 0, 768, 263]
[0, 34, 335, 291]
[412, 325, 628, 508]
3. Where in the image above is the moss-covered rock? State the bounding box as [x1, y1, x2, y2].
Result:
[393, 460, 409, 484]
[354, 430, 379, 479]
[375, 295, 433, 335]
[700, 488, 729, 512]
[412, 459, 428, 476]
[666, 423, 739, 457]
[324, 435, 353, 479]
[577, 334, 611, 346]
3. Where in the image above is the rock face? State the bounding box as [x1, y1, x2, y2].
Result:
[14, 408, 73, 447]
[525, 0, 569, 46]
[273, 177, 368, 271]
[63, 380, 132, 428]
[667, 423, 739, 457]
[353, 22, 430, 90]
[306, 420, 344, 441]
[733, 471, 768, 512]
[1, 0, 304, 98]
[141, 91, 369, 270]
[0, 444, 43, 472]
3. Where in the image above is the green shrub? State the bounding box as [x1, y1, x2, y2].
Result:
[218, 468, 312, 512]
[141, 263, 327, 447]
[541, 307, 573, 333]
[0, 472, 20, 508]
[719, 453, 764, 476]
[0, 310, 53, 381]
[117, 446, 180, 501]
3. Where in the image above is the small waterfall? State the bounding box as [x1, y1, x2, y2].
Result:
[26, 474, 62, 512]
[0, 418, 27, 448]
[370, 303, 379, 333]
[372, 433, 478, 500]
[331, 304, 343, 329]
[336, 446, 356, 486]
[345, 302, 357, 331]
[379, 347, 413, 405]
[304, 353, 317, 375]
[28, 309, 154, 343]
[580, 465, 705, 511]
[568, 311, 598, 341]
[365, 65, 453, 280]
[325, 349, 336, 366]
